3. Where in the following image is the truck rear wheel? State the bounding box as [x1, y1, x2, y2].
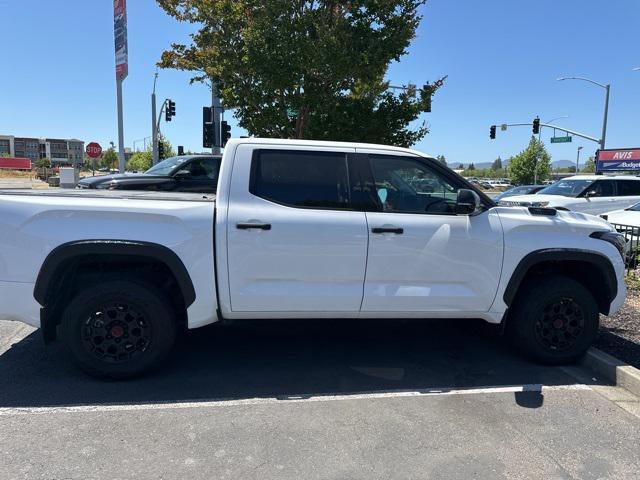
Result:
[509, 275, 599, 364]
[61, 280, 177, 379]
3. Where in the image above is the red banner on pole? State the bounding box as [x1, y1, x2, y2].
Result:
[114, 0, 128, 80]
[0, 157, 31, 170]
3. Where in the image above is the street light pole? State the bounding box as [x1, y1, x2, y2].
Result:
[576, 146, 583, 173]
[151, 71, 159, 165]
[557, 76, 610, 149]
[601, 84, 610, 150]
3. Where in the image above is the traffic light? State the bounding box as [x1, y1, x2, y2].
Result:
[423, 83, 432, 113]
[166, 100, 176, 122]
[158, 142, 165, 159]
[178, 145, 184, 156]
[203, 107, 214, 148]
[532, 117, 540, 135]
[221, 121, 231, 147]
[490, 125, 496, 140]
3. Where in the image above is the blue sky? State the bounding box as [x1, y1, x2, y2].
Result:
[1, 0, 639, 166]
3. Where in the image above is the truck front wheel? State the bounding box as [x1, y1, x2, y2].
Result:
[509, 275, 599, 364]
[61, 280, 177, 379]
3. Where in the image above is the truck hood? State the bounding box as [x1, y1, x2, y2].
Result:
[497, 194, 572, 206]
[493, 205, 613, 233]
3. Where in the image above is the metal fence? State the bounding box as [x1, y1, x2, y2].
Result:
[610, 223, 640, 273]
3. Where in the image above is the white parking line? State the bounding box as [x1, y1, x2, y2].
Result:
[0, 384, 592, 416]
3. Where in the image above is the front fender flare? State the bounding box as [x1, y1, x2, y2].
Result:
[502, 248, 617, 313]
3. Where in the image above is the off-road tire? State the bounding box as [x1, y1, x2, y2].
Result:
[61, 280, 177, 379]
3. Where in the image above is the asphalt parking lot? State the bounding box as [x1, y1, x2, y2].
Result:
[1, 317, 639, 480]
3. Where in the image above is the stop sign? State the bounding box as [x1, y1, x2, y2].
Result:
[86, 142, 103, 158]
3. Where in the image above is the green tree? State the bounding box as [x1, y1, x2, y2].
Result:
[583, 156, 596, 173]
[467, 163, 475, 171]
[436, 154, 447, 166]
[158, 0, 445, 147]
[508, 137, 551, 185]
[158, 134, 176, 160]
[127, 151, 153, 172]
[101, 147, 118, 170]
[491, 157, 502, 170]
[35, 158, 51, 169]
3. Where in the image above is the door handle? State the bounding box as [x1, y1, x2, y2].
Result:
[236, 222, 272, 230]
[371, 227, 404, 234]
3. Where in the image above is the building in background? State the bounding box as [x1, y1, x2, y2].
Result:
[0, 135, 85, 167]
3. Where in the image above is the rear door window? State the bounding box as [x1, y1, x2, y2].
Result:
[617, 180, 640, 196]
[250, 150, 351, 209]
[590, 180, 616, 197]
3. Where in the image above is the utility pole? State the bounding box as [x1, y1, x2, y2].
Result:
[211, 80, 222, 154]
[152, 72, 159, 165]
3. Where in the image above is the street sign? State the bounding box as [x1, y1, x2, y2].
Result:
[597, 148, 640, 172]
[86, 142, 103, 158]
[550, 136, 572, 143]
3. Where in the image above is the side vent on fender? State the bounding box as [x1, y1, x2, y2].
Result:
[528, 206, 557, 216]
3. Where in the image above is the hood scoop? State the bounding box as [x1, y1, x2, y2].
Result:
[528, 206, 557, 216]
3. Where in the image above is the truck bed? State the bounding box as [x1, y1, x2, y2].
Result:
[0, 189, 216, 203]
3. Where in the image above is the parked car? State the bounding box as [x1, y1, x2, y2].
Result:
[78, 155, 222, 193]
[493, 185, 546, 202]
[0, 138, 626, 378]
[601, 202, 640, 261]
[498, 175, 640, 215]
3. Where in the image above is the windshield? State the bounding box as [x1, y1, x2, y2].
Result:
[626, 201, 640, 211]
[145, 156, 189, 176]
[537, 179, 595, 197]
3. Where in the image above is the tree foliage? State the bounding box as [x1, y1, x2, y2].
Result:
[460, 168, 506, 178]
[158, 135, 176, 160]
[101, 147, 118, 169]
[158, 0, 445, 146]
[583, 156, 596, 173]
[491, 157, 502, 170]
[127, 136, 175, 171]
[127, 151, 153, 172]
[35, 158, 51, 169]
[467, 163, 475, 171]
[508, 137, 551, 184]
[435, 154, 447, 166]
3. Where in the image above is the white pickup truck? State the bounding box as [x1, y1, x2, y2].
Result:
[0, 138, 627, 378]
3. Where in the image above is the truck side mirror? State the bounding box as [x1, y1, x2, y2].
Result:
[456, 188, 481, 215]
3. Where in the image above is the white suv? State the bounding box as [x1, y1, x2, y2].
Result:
[499, 175, 640, 215]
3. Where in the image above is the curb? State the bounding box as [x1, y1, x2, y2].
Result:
[581, 347, 640, 397]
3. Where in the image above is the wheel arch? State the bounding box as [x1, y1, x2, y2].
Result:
[34, 240, 196, 342]
[503, 249, 617, 316]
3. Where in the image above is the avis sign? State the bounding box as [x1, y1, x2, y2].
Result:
[597, 148, 640, 172]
